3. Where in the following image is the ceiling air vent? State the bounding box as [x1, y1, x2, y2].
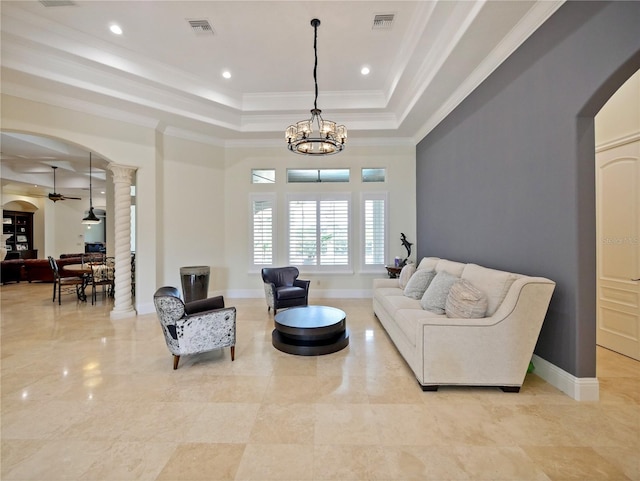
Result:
[187, 19, 215, 36]
[372, 13, 395, 30]
[40, 0, 76, 6]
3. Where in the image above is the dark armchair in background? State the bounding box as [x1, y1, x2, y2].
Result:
[261, 266, 310, 314]
[153, 286, 236, 370]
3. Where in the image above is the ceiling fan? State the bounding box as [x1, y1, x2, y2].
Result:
[49, 166, 82, 202]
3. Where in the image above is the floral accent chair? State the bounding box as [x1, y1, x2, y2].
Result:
[261, 266, 310, 314]
[153, 286, 236, 370]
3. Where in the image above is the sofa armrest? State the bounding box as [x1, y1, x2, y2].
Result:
[416, 279, 555, 386]
[373, 278, 400, 289]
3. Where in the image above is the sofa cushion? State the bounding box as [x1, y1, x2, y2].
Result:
[395, 308, 445, 347]
[276, 286, 307, 300]
[435, 259, 466, 277]
[417, 257, 439, 271]
[379, 294, 422, 319]
[398, 263, 416, 289]
[445, 279, 488, 319]
[461, 264, 517, 316]
[403, 269, 436, 300]
[420, 271, 458, 314]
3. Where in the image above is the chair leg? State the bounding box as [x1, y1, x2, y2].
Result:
[173, 355, 180, 370]
[58, 283, 62, 305]
[231, 346, 235, 361]
[267, 306, 271, 312]
[52, 282, 56, 302]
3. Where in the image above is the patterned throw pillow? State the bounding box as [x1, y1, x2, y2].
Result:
[398, 263, 416, 289]
[445, 279, 488, 318]
[403, 269, 436, 300]
[420, 271, 458, 313]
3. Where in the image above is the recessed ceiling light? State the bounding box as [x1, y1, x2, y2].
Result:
[361, 66, 370, 75]
[222, 71, 231, 79]
[109, 24, 123, 35]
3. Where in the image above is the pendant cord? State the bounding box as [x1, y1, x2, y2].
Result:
[88, 152, 93, 209]
[313, 21, 318, 112]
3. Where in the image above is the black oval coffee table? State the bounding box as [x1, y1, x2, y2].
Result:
[272, 305, 349, 356]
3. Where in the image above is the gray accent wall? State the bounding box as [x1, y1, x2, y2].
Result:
[416, 1, 640, 377]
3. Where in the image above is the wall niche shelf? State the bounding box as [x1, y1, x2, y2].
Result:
[2, 210, 37, 259]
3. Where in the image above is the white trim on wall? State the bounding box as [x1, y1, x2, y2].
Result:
[531, 354, 600, 401]
[595, 132, 640, 153]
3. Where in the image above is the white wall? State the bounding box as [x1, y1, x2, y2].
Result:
[224, 143, 416, 298]
[159, 135, 226, 292]
[1, 94, 417, 312]
[53, 200, 87, 255]
[595, 69, 640, 146]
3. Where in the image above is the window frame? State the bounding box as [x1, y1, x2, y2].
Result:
[286, 192, 352, 273]
[249, 192, 276, 270]
[361, 192, 388, 272]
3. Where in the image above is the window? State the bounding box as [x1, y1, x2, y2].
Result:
[252, 169, 275, 183]
[362, 168, 386, 182]
[287, 169, 349, 183]
[287, 193, 351, 270]
[250, 193, 275, 266]
[362, 192, 388, 269]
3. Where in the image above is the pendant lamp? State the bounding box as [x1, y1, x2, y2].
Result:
[82, 152, 101, 225]
[285, 19, 347, 155]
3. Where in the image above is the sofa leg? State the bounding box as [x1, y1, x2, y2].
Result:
[500, 386, 520, 393]
[230, 346, 235, 361]
[173, 355, 180, 370]
[420, 384, 439, 392]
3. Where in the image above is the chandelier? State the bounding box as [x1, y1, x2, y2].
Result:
[285, 19, 347, 155]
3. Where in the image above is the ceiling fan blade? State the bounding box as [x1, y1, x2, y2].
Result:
[63, 196, 82, 200]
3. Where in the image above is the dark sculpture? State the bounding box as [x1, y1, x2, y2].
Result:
[400, 233, 413, 266]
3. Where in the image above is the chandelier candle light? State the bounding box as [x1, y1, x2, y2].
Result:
[286, 19, 347, 155]
[81, 152, 101, 225]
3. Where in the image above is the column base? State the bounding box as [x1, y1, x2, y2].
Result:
[110, 307, 137, 320]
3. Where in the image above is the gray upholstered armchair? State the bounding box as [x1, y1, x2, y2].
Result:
[153, 286, 236, 369]
[261, 266, 310, 314]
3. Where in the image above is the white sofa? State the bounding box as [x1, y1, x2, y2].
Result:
[373, 257, 555, 392]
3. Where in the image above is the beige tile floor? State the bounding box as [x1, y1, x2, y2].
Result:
[1, 282, 639, 480]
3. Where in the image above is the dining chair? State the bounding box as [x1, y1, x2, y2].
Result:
[89, 256, 115, 305]
[48, 256, 85, 305]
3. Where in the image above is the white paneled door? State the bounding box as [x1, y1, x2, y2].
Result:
[596, 139, 640, 360]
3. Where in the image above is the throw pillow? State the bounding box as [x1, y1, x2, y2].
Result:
[420, 271, 458, 313]
[403, 269, 436, 300]
[461, 264, 517, 316]
[445, 279, 488, 318]
[417, 257, 439, 271]
[398, 263, 416, 289]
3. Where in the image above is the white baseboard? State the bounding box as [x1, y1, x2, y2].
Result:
[531, 354, 599, 401]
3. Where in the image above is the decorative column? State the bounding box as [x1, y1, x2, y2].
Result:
[109, 164, 137, 319]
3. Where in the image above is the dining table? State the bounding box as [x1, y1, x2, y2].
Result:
[62, 264, 93, 301]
